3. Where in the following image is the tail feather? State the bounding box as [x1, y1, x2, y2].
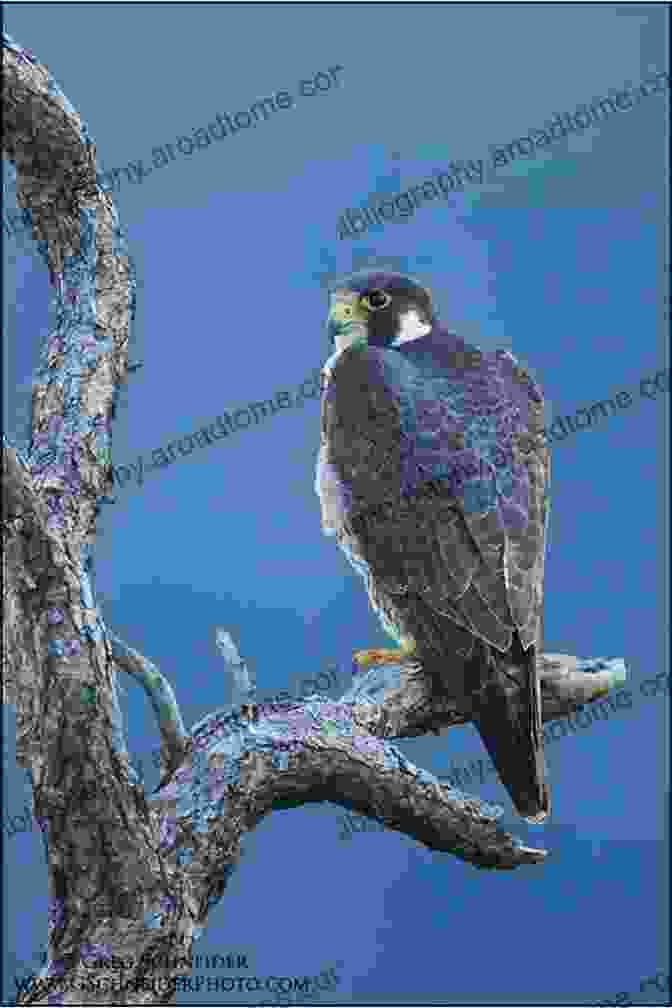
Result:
[464, 633, 550, 822]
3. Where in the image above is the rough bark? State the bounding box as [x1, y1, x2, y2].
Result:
[2, 31, 628, 1006]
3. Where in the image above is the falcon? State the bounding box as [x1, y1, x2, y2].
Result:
[315, 271, 551, 822]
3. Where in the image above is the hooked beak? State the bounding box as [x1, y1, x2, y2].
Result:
[327, 297, 368, 354]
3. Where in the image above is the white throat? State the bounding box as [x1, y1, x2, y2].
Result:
[391, 309, 432, 346]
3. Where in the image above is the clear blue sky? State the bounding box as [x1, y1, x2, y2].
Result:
[2, 4, 669, 1006]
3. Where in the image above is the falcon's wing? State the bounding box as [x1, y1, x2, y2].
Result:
[492, 350, 550, 650]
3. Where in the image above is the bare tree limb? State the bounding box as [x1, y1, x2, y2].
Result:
[335, 650, 628, 740]
[107, 633, 190, 785]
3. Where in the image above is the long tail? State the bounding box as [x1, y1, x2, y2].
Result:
[464, 632, 550, 823]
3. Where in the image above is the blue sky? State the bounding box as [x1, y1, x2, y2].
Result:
[2, 4, 669, 1005]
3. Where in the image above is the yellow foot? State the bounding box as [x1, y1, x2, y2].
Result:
[353, 642, 417, 669]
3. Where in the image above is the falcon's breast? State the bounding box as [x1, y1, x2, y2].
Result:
[315, 339, 550, 653]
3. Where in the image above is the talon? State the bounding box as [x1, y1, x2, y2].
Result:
[353, 643, 417, 668]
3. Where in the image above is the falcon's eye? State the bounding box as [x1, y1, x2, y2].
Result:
[361, 290, 391, 311]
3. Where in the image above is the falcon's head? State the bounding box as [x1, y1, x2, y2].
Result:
[326, 272, 435, 358]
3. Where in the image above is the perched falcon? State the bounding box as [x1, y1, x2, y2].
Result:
[315, 271, 551, 822]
